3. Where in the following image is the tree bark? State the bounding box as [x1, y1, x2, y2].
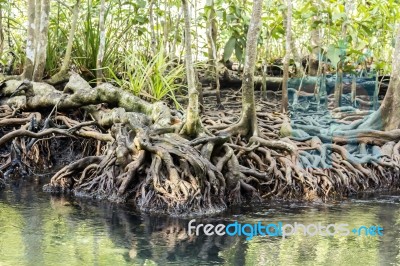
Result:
[373, 71, 379, 110]
[23, 0, 36, 80]
[47, 0, 80, 85]
[59, 0, 80, 73]
[206, 0, 222, 108]
[32, 0, 50, 81]
[333, 60, 344, 107]
[149, 0, 157, 56]
[380, 24, 400, 130]
[0, 6, 4, 59]
[180, 0, 203, 137]
[309, 0, 321, 76]
[361, 24, 400, 131]
[96, 0, 106, 85]
[333, 1, 349, 108]
[222, 0, 263, 136]
[281, 0, 292, 113]
[33, 0, 41, 53]
[288, 28, 304, 77]
[351, 74, 356, 107]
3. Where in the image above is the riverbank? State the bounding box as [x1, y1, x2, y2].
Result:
[1, 74, 400, 216]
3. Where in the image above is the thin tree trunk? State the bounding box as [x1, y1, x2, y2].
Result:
[333, 59, 344, 107]
[96, 0, 106, 85]
[180, 0, 202, 137]
[333, 1, 349, 108]
[206, 0, 222, 108]
[362, 24, 400, 130]
[60, 0, 80, 73]
[0, 7, 4, 59]
[23, 0, 36, 80]
[379, 24, 400, 130]
[194, 0, 199, 62]
[163, 0, 169, 52]
[309, 28, 320, 76]
[321, 72, 327, 109]
[373, 71, 379, 110]
[33, 0, 41, 57]
[171, 12, 182, 60]
[238, 0, 263, 135]
[261, 27, 270, 100]
[309, 2, 320, 76]
[281, 0, 292, 113]
[149, 0, 156, 55]
[32, 0, 50, 81]
[223, 0, 263, 136]
[48, 0, 80, 84]
[351, 74, 356, 107]
[289, 35, 304, 77]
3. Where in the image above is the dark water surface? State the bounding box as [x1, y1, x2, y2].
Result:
[1, 179, 400, 266]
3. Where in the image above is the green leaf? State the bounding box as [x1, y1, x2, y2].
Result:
[301, 12, 314, 20]
[235, 43, 243, 62]
[360, 24, 373, 36]
[332, 11, 346, 22]
[326, 44, 341, 67]
[223, 37, 236, 62]
[271, 26, 284, 39]
[137, 0, 146, 8]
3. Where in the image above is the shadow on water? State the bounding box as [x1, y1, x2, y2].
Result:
[1, 177, 400, 265]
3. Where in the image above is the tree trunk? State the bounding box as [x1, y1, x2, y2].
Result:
[47, 0, 80, 84]
[351, 74, 356, 107]
[180, 0, 202, 137]
[23, 0, 36, 80]
[380, 59, 400, 130]
[0, 6, 4, 59]
[149, 0, 157, 56]
[33, 0, 41, 54]
[206, 0, 222, 108]
[60, 0, 80, 73]
[170, 11, 182, 60]
[362, 24, 400, 131]
[32, 0, 50, 81]
[309, 29, 320, 76]
[288, 31, 304, 77]
[261, 38, 268, 99]
[239, 0, 262, 134]
[333, 60, 344, 107]
[281, 0, 292, 113]
[373, 71, 379, 110]
[309, 1, 320, 76]
[222, 0, 263, 136]
[333, 1, 349, 108]
[96, 0, 106, 85]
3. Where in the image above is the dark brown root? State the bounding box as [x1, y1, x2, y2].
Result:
[1, 76, 400, 216]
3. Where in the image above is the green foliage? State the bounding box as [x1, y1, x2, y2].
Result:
[107, 47, 185, 109]
[223, 36, 236, 62]
[2, 0, 400, 78]
[219, 2, 250, 63]
[72, 0, 104, 75]
[46, 1, 69, 76]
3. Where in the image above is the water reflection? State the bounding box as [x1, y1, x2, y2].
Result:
[0, 179, 400, 265]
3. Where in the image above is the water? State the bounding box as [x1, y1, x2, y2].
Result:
[1, 179, 400, 266]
